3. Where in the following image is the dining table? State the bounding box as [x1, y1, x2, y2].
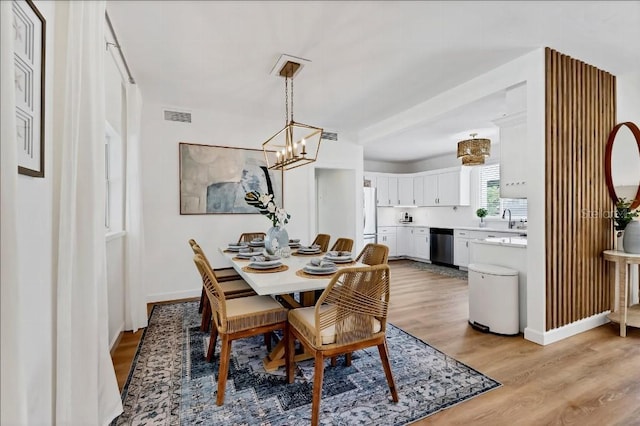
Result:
[219, 246, 363, 370]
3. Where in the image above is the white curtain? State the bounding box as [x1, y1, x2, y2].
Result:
[124, 83, 148, 331]
[54, 1, 122, 424]
[0, 1, 27, 423]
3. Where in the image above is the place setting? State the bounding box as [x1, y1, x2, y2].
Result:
[233, 247, 264, 261]
[293, 243, 323, 256]
[288, 238, 301, 249]
[323, 250, 354, 265]
[224, 241, 249, 253]
[296, 258, 338, 279]
[249, 237, 265, 248]
[242, 254, 288, 273]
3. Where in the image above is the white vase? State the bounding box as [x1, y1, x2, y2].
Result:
[265, 226, 289, 255]
[623, 221, 640, 254]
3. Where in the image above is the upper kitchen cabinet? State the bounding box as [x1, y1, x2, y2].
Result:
[398, 177, 414, 205]
[423, 167, 471, 206]
[376, 176, 398, 206]
[413, 176, 424, 206]
[494, 111, 527, 198]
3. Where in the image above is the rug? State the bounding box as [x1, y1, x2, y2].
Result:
[408, 261, 468, 280]
[114, 301, 499, 425]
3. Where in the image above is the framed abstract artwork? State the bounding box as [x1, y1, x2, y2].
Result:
[179, 143, 284, 215]
[14, 0, 46, 177]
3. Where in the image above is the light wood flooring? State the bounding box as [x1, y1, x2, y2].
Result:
[111, 260, 640, 425]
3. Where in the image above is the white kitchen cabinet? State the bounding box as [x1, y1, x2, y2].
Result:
[377, 226, 397, 257]
[454, 229, 471, 268]
[413, 227, 430, 260]
[376, 176, 399, 206]
[413, 176, 424, 206]
[423, 168, 470, 206]
[398, 177, 414, 205]
[493, 110, 527, 198]
[396, 226, 412, 256]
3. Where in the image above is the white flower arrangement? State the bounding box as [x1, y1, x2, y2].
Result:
[245, 191, 291, 228]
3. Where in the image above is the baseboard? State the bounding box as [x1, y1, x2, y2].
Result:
[147, 289, 201, 304]
[524, 311, 610, 346]
[110, 323, 125, 354]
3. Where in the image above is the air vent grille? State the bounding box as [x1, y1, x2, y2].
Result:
[321, 131, 338, 141]
[163, 110, 192, 123]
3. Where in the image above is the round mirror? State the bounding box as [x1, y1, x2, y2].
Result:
[605, 122, 640, 209]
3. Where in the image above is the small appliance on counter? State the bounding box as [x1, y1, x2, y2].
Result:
[399, 212, 413, 223]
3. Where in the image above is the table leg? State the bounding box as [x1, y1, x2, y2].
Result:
[618, 261, 628, 337]
[301, 291, 316, 307]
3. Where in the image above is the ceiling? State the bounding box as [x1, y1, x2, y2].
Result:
[106, 1, 640, 163]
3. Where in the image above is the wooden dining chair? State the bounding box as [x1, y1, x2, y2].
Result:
[238, 232, 266, 243]
[189, 240, 255, 331]
[355, 243, 389, 266]
[329, 237, 354, 252]
[285, 264, 399, 426]
[193, 254, 288, 406]
[311, 233, 331, 252]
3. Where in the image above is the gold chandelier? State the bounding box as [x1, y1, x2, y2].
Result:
[457, 133, 491, 166]
[262, 60, 323, 171]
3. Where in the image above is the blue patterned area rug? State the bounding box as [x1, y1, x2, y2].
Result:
[114, 301, 499, 425]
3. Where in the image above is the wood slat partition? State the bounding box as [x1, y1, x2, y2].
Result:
[545, 48, 615, 331]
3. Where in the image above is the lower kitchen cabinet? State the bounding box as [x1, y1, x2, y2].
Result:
[377, 226, 397, 257]
[412, 227, 430, 260]
[397, 227, 412, 256]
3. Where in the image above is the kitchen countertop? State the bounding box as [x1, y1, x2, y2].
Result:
[383, 224, 527, 235]
[471, 236, 528, 248]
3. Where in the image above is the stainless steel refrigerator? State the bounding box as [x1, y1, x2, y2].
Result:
[363, 187, 377, 245]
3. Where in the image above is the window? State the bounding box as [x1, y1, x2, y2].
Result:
[105, 122, 123, 233]
[479, 164, 528, 218]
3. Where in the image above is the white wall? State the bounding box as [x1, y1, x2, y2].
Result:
[316, 168, 356, 245]
[10, 1, 56, 422]
[140, 103, 364, 301]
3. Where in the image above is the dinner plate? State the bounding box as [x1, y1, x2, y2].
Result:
[248, 262, 282, 270]
[304, 264, 337, 273]
[303, 267, 337, 275]
[298, 249, 321, 254]
[249, 241, 265, 247]
[226, 246, 242, 252]
[249, 259, 281, 267]
[236, 251, 262, 258]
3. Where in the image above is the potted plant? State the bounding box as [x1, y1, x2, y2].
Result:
[615, 198, 640, 252]
[476, 208, 488, 228]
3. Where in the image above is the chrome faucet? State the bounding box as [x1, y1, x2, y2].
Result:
[502, 209, 516, 229]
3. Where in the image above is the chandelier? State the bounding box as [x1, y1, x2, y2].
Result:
[457, 133, 491, 166]
[262, 60, 323, 171]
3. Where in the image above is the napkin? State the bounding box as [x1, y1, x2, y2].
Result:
[252, 238, 264, 242]
[340, 251, 352, 257]
[327, 251, 339, 257]
[239, 247, 251, 253]
[250, 255, 280, 262]
[309, 259, 335, 268]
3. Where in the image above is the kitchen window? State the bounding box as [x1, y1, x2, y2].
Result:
[479, 164, 527, 218]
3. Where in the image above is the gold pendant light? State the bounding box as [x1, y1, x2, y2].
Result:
[457, 133, 491, 166]
[262, 60, 323, 171]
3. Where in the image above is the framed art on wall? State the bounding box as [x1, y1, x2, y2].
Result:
[14, 0, 46, 177]
[179, 143, 284, 215]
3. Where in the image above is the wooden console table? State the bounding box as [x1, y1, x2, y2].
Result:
[603, 250, 640, 337]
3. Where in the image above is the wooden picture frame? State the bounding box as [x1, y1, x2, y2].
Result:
[179, 143, 284, 215]
[14, 0, 46, 177]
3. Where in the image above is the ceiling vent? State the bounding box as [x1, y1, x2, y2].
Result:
[321, 131, 338, 141]
[163, 109, 192, 123]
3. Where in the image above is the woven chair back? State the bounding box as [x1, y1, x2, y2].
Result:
[355, 243, 389, 266]
[312, 234, 331, 252]
[190, 242, 214, 270]
[330, 238, 354, 252]
[238, 232, 266, 243]
[193, 254, 228, 332]
[188, 238, 197, 247]
[315, 264, 390, 347]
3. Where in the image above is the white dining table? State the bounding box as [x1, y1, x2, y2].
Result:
[219, 247, 363, 370]
[219, 248, 338, 296]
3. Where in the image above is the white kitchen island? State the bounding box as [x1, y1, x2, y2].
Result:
[470, 237, 527, 332]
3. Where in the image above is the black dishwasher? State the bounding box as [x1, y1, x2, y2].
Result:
[430, 228, 454, 266]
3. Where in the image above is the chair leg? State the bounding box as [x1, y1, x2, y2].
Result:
[198, 288, 205, 313]
[345, 352, 352, 367]
[377, 340, 399, 403]
[264, 332, 272, 352]
[311, 352, 325, 426]
[200, 302, 211, 333]
[330, 356, 337, 367]
[216, 335, 232, 406]
[206, 323, 218, 362]
[285, 324, 295, 384]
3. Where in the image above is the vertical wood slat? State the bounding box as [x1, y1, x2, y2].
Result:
[544, 48, 615, 331]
